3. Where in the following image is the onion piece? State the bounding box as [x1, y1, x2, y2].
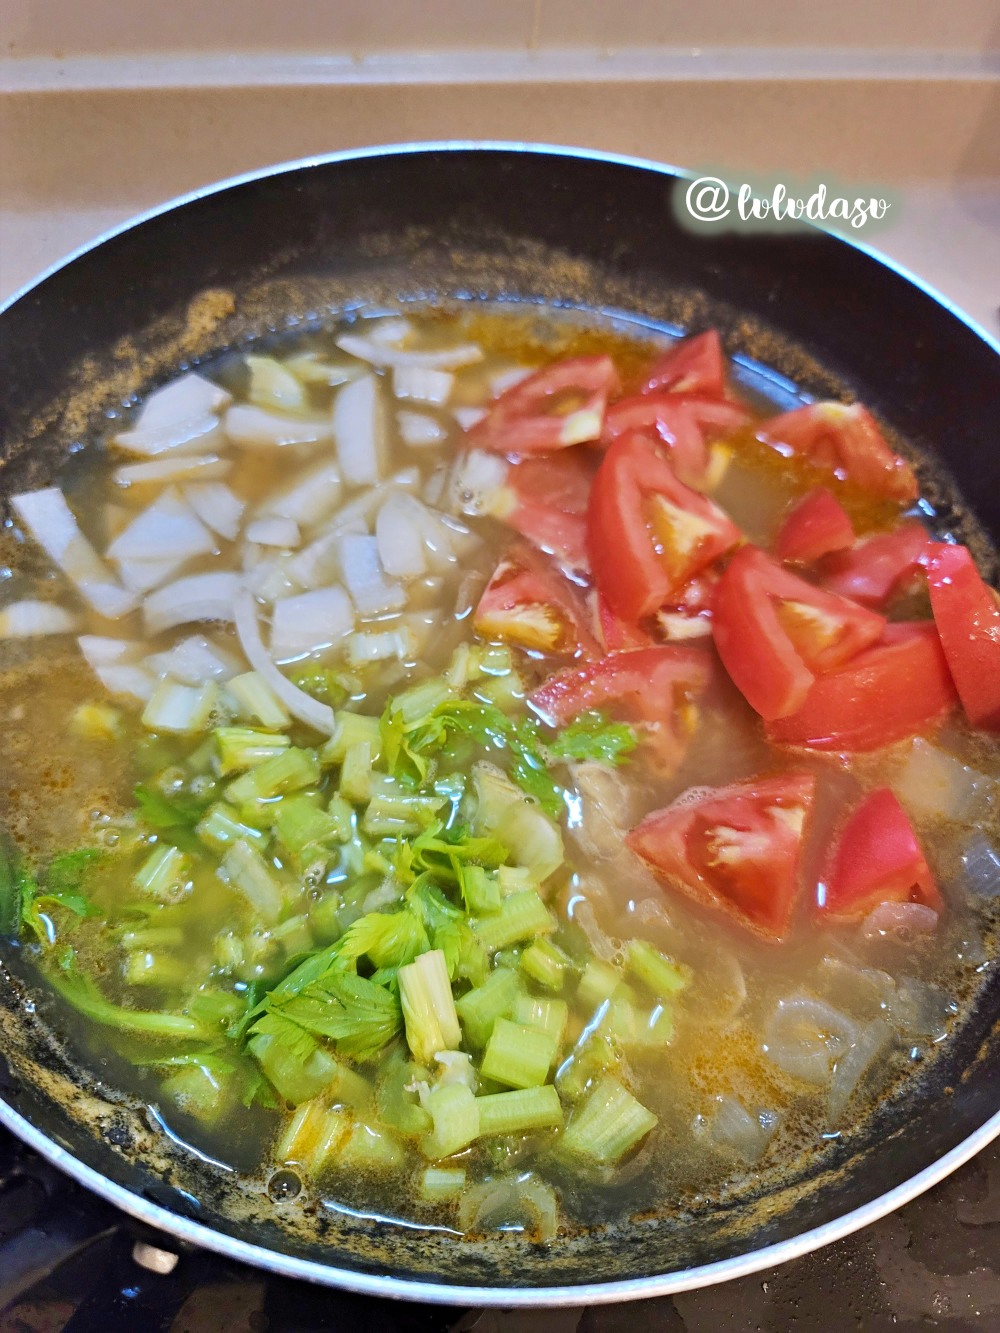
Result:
[245, 517, 301, 549]
[884, 976, 953, 1041]
[392, 366, 454, 405]
[11, 488, 137, 619]
[339, 534, 406, 616]
[458, 1174, 558, 1242]
[134, 372, 230, 432]
[892, 737, 992, 825]
[107, 488, 216, 564]
[345, 625, 416, 667]
[366, 317, 413, 345]
[828, 1018, 893, 1120]
[245, 356, 306, 413]
[112, 413, 224, 458]
[258, 460, 342, 530]
[0, 599, 78, 638]
[453, 406, 487, 431]
[336, 334, 482, 371]
[96, 663, 156, 702]
[860, 901, 939, 941]
[375, 493, 428, 578]
[143, 572, 240, 635]
[332, 374, 385, 486]
[695, 1095, 781, 1163]
[117, 555, 190, 595]
[78, 635, 141, 669]
[398, 411, 447, 448]
[223, 405, 333, 448]
[656, 611, 713, 641]
[183, 482, 245, 542]
[488, 366, 534, 397]
[242, 556, 300, 605]
[269, 586, 354, 661]
[144, 634, 241, 685]
[114, 455, 231, 487]
[959, 834, 1000, 899]
[762, 994, 859, 1085]
[447, 448, 509, 517]
[233, 587, 334, 733]
[284, 352, 361, 387]
[141, 678, 218, 734]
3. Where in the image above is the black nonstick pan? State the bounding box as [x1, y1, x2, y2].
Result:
[1, 142, 999, 1306]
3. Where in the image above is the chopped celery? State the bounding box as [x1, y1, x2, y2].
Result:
[472, 672, 526, 714]
[197, 803, 269, 852]
[214, 931, 245, 971]
[362, 774, 445, 838]
[226, 671, 291, 729]
[285, 663, 353, 709]
[576, 959, 627, 1012]
[70, 701, 123, 741]
[326, 793, 356, 842]
[277, 1097, 351, 1172]
[271, 913, 314, 959]
[226, 747, 320, 804]
[561, 1074, 657, 1165]
[555, 1015, 619, 1101]
[309, 891, 343, 945]
[455, 966, 519, 1049]
[142, 679, 218, 735]
[476, 1084, 564, 1137]
[475, 890, 555, 954]
[376, 1055, 433, 1136]
[520, 937, 572, 991]
[624, 940, 691, 1000]
[511, 994, 568, 1047]
[388, 676, 455, 725]
[273, 796, 340, 862]
[339, 741, 373, 805]
[249, 1029, 344, 1105]
[133, 844, 190, 903]
[477, 645, 514, 677]
[604, 996, 674, 1049]
[123, 949, 188, 988]
[480, 1018, 558, 1090]
[497, 865, 533, 897]
[419, 1165, 466, 1203]
[460, 864, 501, 916]
[421, 1081, 480, 1160]
[398, 948, 461, 1065]
[337, 1120, 404, 1172]
[118, 925, 185, 950]
[214, 726, 290, 776]
[161, 1060, 228, 1122]
[219, 839, 283, 922]
[321, 713, 382, 766]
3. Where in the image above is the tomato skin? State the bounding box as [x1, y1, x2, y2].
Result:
[821, 521, 930, 607]
[821, 788, 941, 921]
[627, 773, 816, 941]
[468, 355, 620, 456]
[603, 393, 749, 486]
[767, 622, 956, 751]
[587, 432, 741, 621]
[473, 544, 599, 657]
[758, 402, 918, 503]
[640, 330, 726, 398]
[924, 542, 1000, 729]
[500, 451, 596, 571]
[776, 488, 855, 563]
[593, 592, 658, 652]
[713, 547, 886, 721]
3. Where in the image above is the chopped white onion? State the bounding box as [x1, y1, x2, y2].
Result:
[570, 898, 618, 963]
[134, 372, 231, 432]
[860, 901, 939, 941]
[338, 534, 406, 616]
[0, 599, 78, 638]
[332, 374, 385, 486]
[366, 317, 413, 346]
[141, 678, 218, 734]
[242, 555, 300, 604]
[695, 1095, 780, 1163]
[182, 482, 245, 542]
[96, 663, 156, 702]
[114, 455, 231, 487]
[391, 365, 454, 405]
[112, 413, 224, 458]
[78, 635, 140, 668]
[336, 334, 482, 371]
[245, 356, 306, 413]
[107, 488, 216, 564]
[269, 586, 354, 661]
[488, 366, 533, 397]
[453, 406, 487, 431]
[11, 488, 137, 619]
[447, 448, 509, 517]
[893, 737, 992, 826]
[245, 517, 301, 549]
[375, 493, 428, 578]
[397, 411, 448, 448]
[144, 634, 241, 685]
[345, 625, 416, 666]
[457, 1174, 558, 1242]
[884, 976, 952, 1041]
[828, 1018, 893, 1120]
[117, 555, 190, 595]
[656, 611, 714, 640]
[568, 762, 636, 862]
[143, 572, 239, 635]
[284, 352, 361, 387]
[223, 405, 333, 448]
[258, 460, 342, 530]
[762, 994, 859, 1085]
[233, 587, 334, 733]
[959, 834, 1000, 899]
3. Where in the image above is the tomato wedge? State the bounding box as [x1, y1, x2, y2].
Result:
[593, 592, 658, 653]
[821, 521, 930, 607]
[758, 403, 918, 503]
[767, 622, 956, 751]
[640, 330, 726, 398]
[821, 788, 941, 921]
[468, 355, 620, 456]
[627, 773, 816, 941]
[529, 645, 711, 768]
[473, 545, 598, 657]
[603, 393, 749, 486]
[587, 432, 741, 621]
[498, 451, 596, 571]
[924, 542, 1000, 729]
[776, 488, 855, 564]
[713, 547, 886, 720]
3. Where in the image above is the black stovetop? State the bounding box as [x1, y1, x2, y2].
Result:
[2, 1126, 999, 1332]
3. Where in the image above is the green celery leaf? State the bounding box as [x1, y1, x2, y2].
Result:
[334, 909, 430, 971]
[548, 710, 638, 765]
[260, 971, 402, 1061]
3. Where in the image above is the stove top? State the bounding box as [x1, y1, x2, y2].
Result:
[2, 1128, 999, 1331]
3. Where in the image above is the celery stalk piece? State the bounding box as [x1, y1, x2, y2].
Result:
[338, 740, 373, 805]
[605, 996, 674, 1049]
[214, 726, 290, 776]
[225, 671, 292, 729]
[561, 1074, 657, 1164]
[361, 774, 446, 838]
[474, 890, 555, 954]
[376, 1057, 433, 1136]
[320, 712, 382, 766]
[197, 803, 269, 852]
[576, 958, 626, 1012]
[161, 1062, 228, 1123]
[476, 1084, 565, 1137]
[308, 1105, 354, 1175]
[554, 1014, 619, 1101]
[472, 672, 526, 714]
[226, 747, 321, 804]
[122, 949, 189, 988]
[480, 1017, 558, 1089]
[511, 994, 569, 1048]
[338, 1120, 405, 1172]
[454, 966, 520, 1049]
[625, 940, 691, 999]
[388, 676, 454, 725]
[421, 1081, 480, 1160]
[249, 1031, 343, 1105]
[273, 795, 340, 861]
[142, 679, 218, 735]
[519, 937, 572, 991]
[460, 864, 501, 916]
[326, 793, 356, 842]
[419, 1165, 466, 1203]
[218, 838, 284, 922]
[277, 1098, 354, 1174]
[134, 844, 191, 903]
[398, 948, 461, 1065]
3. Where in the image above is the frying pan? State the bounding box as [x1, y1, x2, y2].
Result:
[1, 142, 999, 1308]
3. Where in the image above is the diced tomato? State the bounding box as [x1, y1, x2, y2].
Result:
[587, 432, 742, 621]
[758, 402, 918, 503]
[529, 645, 711, 768]
[593, 592, 658, 652]
[924, 542, 1000, 729]
[713, 547, 886, 721]
[468, 355, 620, 456]
[767, 622, 956, 751]
[603, 393, 749, 486]
[821, 521, 931, 607]
[627, 773, 816, 941]
[499, 451, 596, 571]
[821, 788, 941, 921]
[473, 544, 598, 657]
[776, 488, 855, 564]
[640, 330, 726, 398]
